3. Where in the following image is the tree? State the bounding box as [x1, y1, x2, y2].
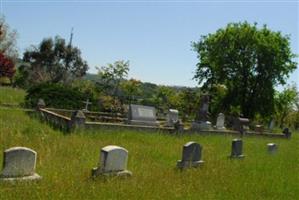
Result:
[274, 85, 298, 128]
[193, 22, 297, 118]
[120, 78, 142, 104]
[96, 60, 129, 97]
[0, 17, 18, 60]
[20, 36, 88, 86]
[0, 52, 15, 83]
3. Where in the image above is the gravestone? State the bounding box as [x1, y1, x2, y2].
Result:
[92, 145, 132, 177]
[216, 113, 226, 130]
[255, 125, 264, 133]
[191, 94, 212, 131]
[127, 104, 159, 127]
[232, 117, 250, 135]
[0, 147, 41, 181]
[70, 110, 86, 129]
[230, 139, 245, 159]
[165, 109, 179, 127]
[82, 99, 92, 111]
[267, 143, 278, 154]
[283, 128, 292, 138]
[37, 98, 46, 109]
[177, 141, 204, 169]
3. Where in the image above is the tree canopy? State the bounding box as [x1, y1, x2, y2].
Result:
[19, 36, 88, 87]
[192, 22, 297, 118]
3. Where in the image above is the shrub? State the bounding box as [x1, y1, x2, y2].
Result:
[25, 83, 89, 109]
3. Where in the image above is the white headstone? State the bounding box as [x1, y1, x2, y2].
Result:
[166, 109, 179, 127]
[0, 147, 41, 181]
[216, 113, 226, 130]
[92, 145, 132, 177]
[267, 143, 278, 154]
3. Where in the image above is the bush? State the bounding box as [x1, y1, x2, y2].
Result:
[25, 83, 90, 109]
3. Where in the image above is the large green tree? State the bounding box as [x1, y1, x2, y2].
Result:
[193, 22, 297, 118]
[19, 36, 88, 87]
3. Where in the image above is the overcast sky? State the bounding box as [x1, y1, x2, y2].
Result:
[2, 0, 298, 88]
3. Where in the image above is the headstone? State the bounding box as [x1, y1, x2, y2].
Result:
[127, 104, 159, 127]
[165, 109, 179, 127]
[92, 145, 132, 177]
[230, 139, 245, 159]
[267, 143, 278, 154]
[216, 113, 226, 130]
[177, 141, 204, 169]
[283, 128, 292, 138]
[82, 99, 92, 111]
[70, 110, 86, 129]
[37, 98, 46, 109]
[191, 94, 212, 131]
[232, 117, 250, 135]
[255, 125, 264, 133]
[0, 147, 41, 181]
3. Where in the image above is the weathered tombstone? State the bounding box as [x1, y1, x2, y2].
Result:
[70, 110, 86, 129]
[92, 145, 132, 177]
[82, 99, 92, 112]
[37, 98, 46, 109]
[283, 128, 292, 138]
[267, 143, 278, 154]
[191, 94, 212, 131]
[177, 141, 204, 169]
[216, 113, 226, 130]
[0, 147, 41, 181]
[165, 109, 179, 127]
[127, 104, 159, 127]
[232, 117, 250, 135]
[230, 139, 245, 159]
[255, 125, 264, 133]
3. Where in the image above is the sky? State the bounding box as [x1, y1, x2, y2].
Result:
[1, 0, 298, 88]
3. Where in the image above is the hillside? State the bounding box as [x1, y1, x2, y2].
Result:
[0, 87, 298, 199]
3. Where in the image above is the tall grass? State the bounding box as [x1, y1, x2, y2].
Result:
[0, 109, 298, 200]
[0, 86, 26, 105]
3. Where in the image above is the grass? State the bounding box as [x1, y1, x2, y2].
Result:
[0, 109, 298, 199]
[0, 86, 26, 105]
[0, 87, 298, 199]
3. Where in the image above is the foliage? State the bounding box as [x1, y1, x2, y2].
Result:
[193, 22, 297, 118]
[274, 85, 298, 128]
[120, 78, 142, 104]
[96, 60, 129, 97]
[0, 52, 15, 82]
[25, 83, 88, 109]
[0, 17, 18, 59]
[18, 36, 88, 87]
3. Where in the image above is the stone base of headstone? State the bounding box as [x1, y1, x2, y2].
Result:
[229, 154, 245, 159]
[176, 160, 204, 169]
[191, 121, 212, 131]
[91, 168, 132, 177]
[0, 173, 42, 182]
[127, 120, 160, 127]
[215, 126, 226, 130]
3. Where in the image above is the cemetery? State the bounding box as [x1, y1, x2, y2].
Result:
[33, 96, 290, 139]
[0, 3, 298, 198]
[0, 87, 298, 199]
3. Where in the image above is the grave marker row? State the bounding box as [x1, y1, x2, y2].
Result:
[1, 140, 279, 181]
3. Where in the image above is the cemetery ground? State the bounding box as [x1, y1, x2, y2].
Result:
[0, 87, 299, 199]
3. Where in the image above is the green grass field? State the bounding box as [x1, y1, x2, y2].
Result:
[0, 87, 298, 199]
